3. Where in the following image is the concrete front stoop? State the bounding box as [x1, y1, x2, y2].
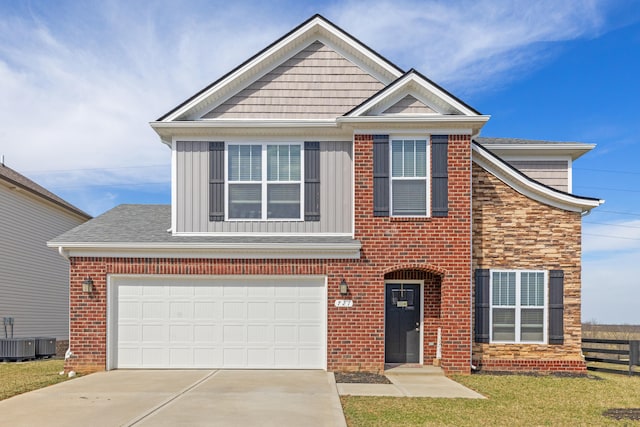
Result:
[337, 365, 485, 398]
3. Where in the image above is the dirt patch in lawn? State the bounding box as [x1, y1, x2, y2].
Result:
[603, 408, 640, 420]
[334, 372, 392, 384]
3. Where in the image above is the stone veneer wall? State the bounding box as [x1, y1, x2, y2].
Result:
[471, 163, 586, 372]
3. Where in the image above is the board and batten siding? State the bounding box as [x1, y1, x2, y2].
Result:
[0, 184, 85, 340]
[507, 160, 569, 192]
[203, 41, 384, 119]
[175, 141, 352, 233]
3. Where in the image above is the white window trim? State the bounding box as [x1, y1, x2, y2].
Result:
[389, 136, 431, 217]
[224, 142, 304, 221]
[489, 269, 548, 344]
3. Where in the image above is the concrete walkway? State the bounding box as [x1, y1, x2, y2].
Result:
[337, 366, 485, 398]
[0, 370, 346, 427]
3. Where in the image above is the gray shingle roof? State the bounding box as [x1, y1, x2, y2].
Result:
[50, 204, 358, 246]
[0, 163, 91, 219]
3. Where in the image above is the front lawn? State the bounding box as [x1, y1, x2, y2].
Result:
[341, 372, 640, 426]
[0, 359, 69, 400]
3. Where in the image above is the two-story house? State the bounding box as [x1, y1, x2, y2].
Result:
[50, 15, 602, 374]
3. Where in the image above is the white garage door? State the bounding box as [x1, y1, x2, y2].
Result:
[110, 276, 326, 369]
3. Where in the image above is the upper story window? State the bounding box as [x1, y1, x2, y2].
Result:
[227, 143, 302, 220]
[391, 138, 429, 216]
[491, 270, 547, 343]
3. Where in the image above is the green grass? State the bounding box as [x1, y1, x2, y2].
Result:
[341, 373, 640, 426]
[0, 359, 69, 401]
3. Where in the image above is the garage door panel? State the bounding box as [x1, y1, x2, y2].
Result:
[169, 324, 193, 342]
[170, 302, 193, 319]
[169, 286, 193, 296]
[223, 348, 246, 366]
[248, 324, 272, 343]
[299, 325, 322, 343]
[274, 302, 298, 319]
[223, 324, 246, 342]
[142, 302, 165, 319]
[248, 302, 272, 320]
[114, 276, 325, 369]
[194, 302, 217, 319]
[223, 301, 245, 319]
[248, 348, 274, 366]
[141, 324, 166, 342]
[299, 302, 323, 320]
[142, 286, 164, 296]
[274, 325, 297, 343]
[193, 324, 218, 341]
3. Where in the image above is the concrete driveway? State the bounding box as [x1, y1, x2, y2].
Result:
[0, 370, 346, 427]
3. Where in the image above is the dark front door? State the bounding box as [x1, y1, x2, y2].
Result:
[385, 283, 421, 363]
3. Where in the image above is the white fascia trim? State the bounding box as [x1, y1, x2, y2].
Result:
[338, 116, 490, 125]
[151, 119, 339, 128]
[172, 232, 352, 237]
[352, 128, 474, 135]
[161, 17, 402, 122]
[483, 143, 595, 161]
[472, 145, 603, 213]
[52, 242, 361, 260]
[346, 73, 479, 117]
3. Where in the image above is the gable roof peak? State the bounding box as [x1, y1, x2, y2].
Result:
[156, 14, 404, 122]
[344, 66, 482, 117]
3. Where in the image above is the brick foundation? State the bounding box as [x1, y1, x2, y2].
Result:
[474, 358, 587, 373]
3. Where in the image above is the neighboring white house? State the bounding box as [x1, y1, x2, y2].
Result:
[0, 162, 90, 351]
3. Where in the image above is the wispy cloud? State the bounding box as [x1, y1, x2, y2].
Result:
[330, 0, 611, 94]
[0, 0, 634, 215]
[583, 219, 640, 254]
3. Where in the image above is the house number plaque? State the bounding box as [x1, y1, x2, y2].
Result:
[334, 300, 353, 307]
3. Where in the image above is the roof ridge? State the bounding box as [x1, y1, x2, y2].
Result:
[0, 164, 91, 219]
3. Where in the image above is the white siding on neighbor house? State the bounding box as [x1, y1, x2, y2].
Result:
[0, 183, 85, 340]
[507, 160, 569, 192]
[381, 95, 436, 114]
[203, 41, 384, 119]
[175, 140, 352, 234]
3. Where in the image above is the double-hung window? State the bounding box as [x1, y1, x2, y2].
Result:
[227, 143, 302, 220]
[491, 270, 547, 343]
[391, 138, 428, 216]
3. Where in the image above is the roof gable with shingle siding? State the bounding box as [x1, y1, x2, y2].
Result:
[203, 41, 384, 119]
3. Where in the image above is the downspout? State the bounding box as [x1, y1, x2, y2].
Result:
[58, 246, 72, 368]
[58, 246, 69, 260]
[470, 134, 479, 371]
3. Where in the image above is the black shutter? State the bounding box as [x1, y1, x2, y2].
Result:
[209, 141, 225, 221]
[304, 141, 320, 221]
[548, 270, 564, 345]
[373, 135, 389, 216]
[431, 134, 448, 217]
[475, 269, 490, 343]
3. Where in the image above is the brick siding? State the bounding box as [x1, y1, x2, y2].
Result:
[66, 134, 585, 375]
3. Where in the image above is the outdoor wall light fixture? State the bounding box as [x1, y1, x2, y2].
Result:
[339, 278, 349, 296]
[82, 277, 94, 293]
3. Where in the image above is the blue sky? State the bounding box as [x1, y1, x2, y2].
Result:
[1, 1, 639, 324]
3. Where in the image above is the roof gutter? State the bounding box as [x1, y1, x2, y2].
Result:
[48, 241, 362, 260]
[472, 143, 604, 213]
